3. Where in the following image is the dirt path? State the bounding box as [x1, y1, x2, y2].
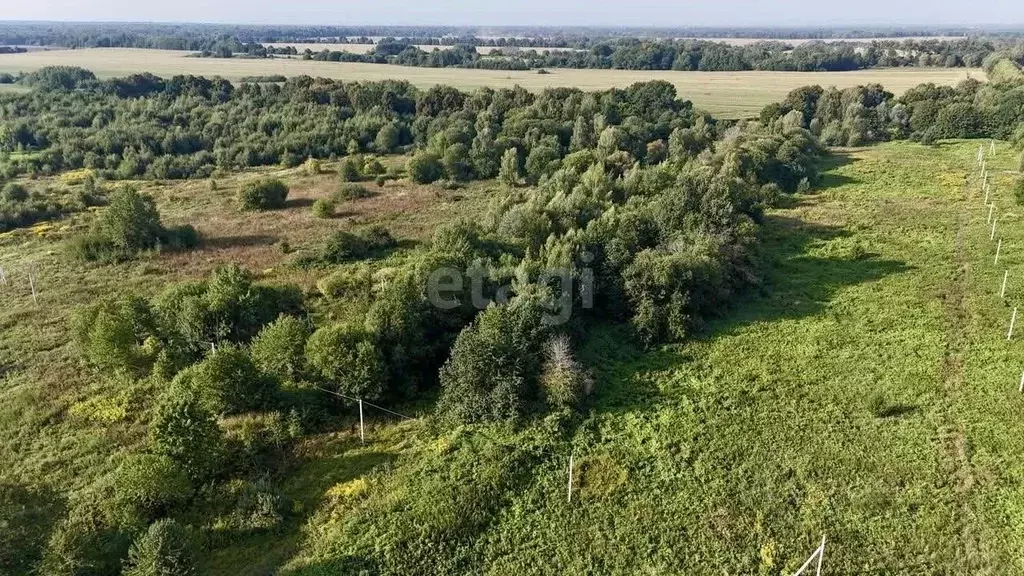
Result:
[938, 172, 985, 572]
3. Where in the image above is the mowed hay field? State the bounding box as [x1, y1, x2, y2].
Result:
[0, 48, 982, 118]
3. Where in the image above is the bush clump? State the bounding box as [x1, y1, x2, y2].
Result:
[311, 197, 336, 218]
[149, 392, 224, 482]
[407, 151, 444, 184]
[315, 226, 396, 264]
[249, 315, 309, 383]
[339, 157, 363, 182]
[237, 178, 288, 211]
[122, 519, 198, 576]
[71, 186, 199, 262]
[170, 345, 278, 415]
[1, 182, 28, 202]
[105, 454, 191, 528]
[305, 323, 385, 400]
[333, 182, 373, 201]
[437, 296, 550, 424]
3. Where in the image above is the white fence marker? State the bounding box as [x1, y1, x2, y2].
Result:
[28, 270, 38, 305]
[992, 140, 996, 154]
[1009, 307, 1018, 340]
[1002, 270, 1009, 299]
[0, 266, 6, 287]
[1019, 370, 1024, 393]
[793, 535, 826, 576]
[358, 398, 365, 444]
[992, 218, 998, 241]
[988, 203, 995, 224]
[996, 239, 1002, 265]
[567, 454, 574, 504]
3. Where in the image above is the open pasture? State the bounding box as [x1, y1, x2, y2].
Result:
[0, 48, 982, 118]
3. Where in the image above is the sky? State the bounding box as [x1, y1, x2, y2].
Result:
[2, 0, 1024, 28]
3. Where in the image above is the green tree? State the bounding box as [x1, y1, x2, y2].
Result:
[170, 345, 278, 415]
[250, 315, 309, 382]
[406, 151, 444, 184]
[122, 519, 198, 576]
[498, 147, 520, 186]
[305, 323, 385, 400]
[149, 392, 223, 482]
[237, 179, 288, 211]
[375, 122, 401, 153]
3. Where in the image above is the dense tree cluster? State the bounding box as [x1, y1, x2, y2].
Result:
[758, 55, 1024, 146]
[294, 37, 1003, 72]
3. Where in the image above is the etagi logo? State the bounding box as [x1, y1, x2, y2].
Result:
[424, 253, 595, 326]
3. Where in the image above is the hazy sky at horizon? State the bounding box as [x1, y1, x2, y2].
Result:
[4, 0, 1024, 28]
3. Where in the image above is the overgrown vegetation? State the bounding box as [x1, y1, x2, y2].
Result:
[5, 49, 1024, 576]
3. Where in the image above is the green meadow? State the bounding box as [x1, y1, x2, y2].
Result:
[4, 140, 1024, 573]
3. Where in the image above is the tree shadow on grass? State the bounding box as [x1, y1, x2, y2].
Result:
[203, 441, 396, 575]
[588, 214, 909, 411]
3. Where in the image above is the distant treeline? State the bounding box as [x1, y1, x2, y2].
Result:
[301, 37, 1004, 71]
[3, 22, 1024, 47]
[2, 22, 1021, 72]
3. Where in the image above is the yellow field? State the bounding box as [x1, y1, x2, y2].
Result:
[0, 48, 983, 118]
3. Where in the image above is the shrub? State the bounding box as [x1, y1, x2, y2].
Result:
[250, 315, 309, 382]
[122, 519, 198, 576]
[375, 123, 401, 153]
[525, 145, 561, 184]
[237, 179, 288, 211]
[339, 157, 362, 182]
[305, 323, 385, 400]
[437, 296, 550, 424]
[407, 151, 444, 184]
[317, 267, 373, 300]
[303, 157, 322, 176]
[0, 481, 62, 575]
[538, 335, 590, 409]
[363, 157, 386, 176]
[149, 392, 224, 482]
[71, 294, 155, 372]
[334, 182, 372, 201]
[152, 264, 303, 353]
[319, 230, 368, 263]
[41, 504, 132, 576]
[222, 411, 296, 474]
[362, 225, 397, 251]
[105, 454, 191, 528]
[209, 479, 287, 535]
[311, 197, 335, 218]
[94, 186, 161, 254]
[1, 182, 28, 202]
[170, 345, 278, 415]
[442, 143, 473, 181]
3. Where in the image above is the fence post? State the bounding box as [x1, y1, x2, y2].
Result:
[567, 453, 574, 504]
[995, 239, 1002, 265]
[1002, 270, 1009, 299]
[359, 398, 365, 444]
[1009, 307, 1018, 340]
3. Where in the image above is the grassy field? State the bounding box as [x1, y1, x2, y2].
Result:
[0, 48, 982, 118]
[4, 140, 1024, 573]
